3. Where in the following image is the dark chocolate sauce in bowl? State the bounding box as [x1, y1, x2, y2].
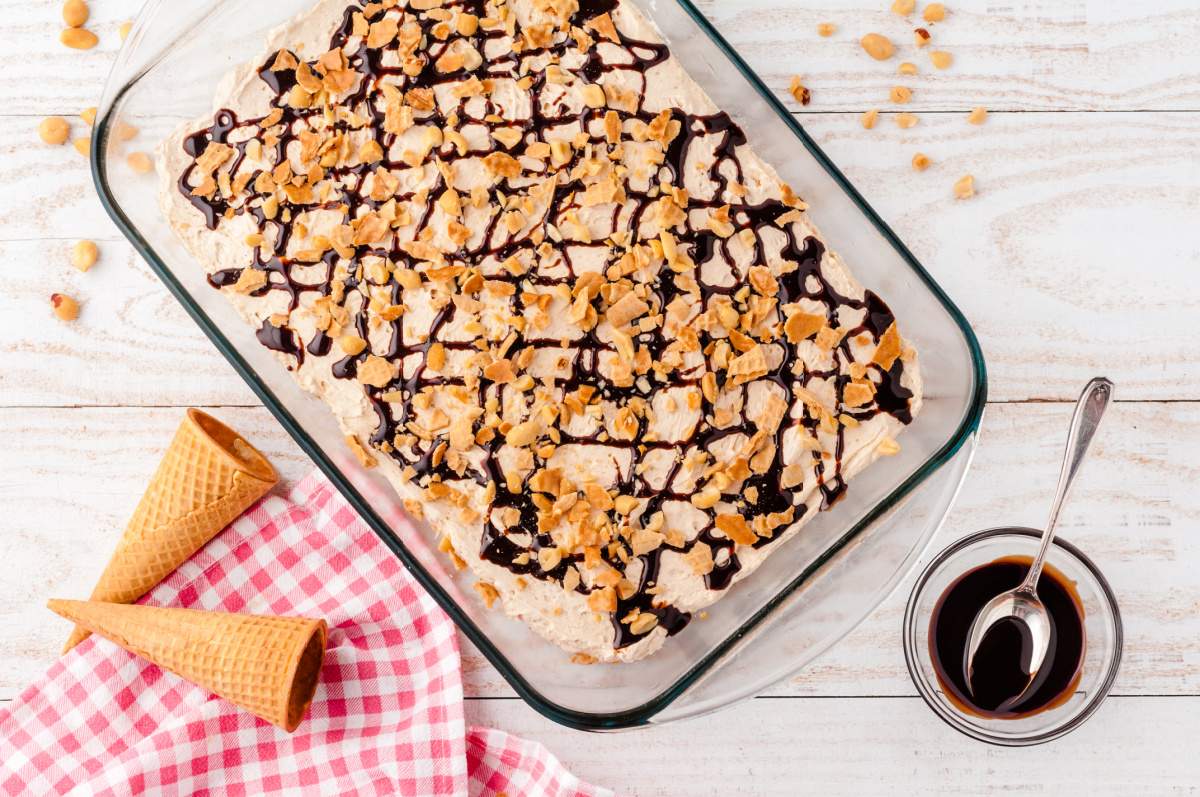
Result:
[176, 0, 919, 651]
[929, 556, 1086, 719]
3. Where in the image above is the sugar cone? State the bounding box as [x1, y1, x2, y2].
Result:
[49, 599, 326, 732]
[64, 410, 278, 652]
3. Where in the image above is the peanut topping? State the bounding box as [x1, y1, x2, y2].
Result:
[861, 109, 880, 129]
[923, 3, 947, 22]
[174, 0, 921, 653]
[817, 22, 836, 37]
[953, 174, 976, 199]
[967, 106, 988, 125]
[126, 152, 153, 174]
[911, 152, 931, 171]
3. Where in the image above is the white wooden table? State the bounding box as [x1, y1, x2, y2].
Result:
[3, 1, 1199, 793]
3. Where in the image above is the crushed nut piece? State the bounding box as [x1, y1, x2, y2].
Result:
[967, 106, 988, 125]
[890, 86, 912, 104]
[923, 3, 947, 22]
[73, 137, 90, 156]
[71, 240, 98, 272]
[346, 435, 378, 468]
[51, 293, 79, 321]
[861, 109, 880, 129]
[930, 50, 953, 69]
[891, 0, 915, 14]
[860, 33, 895, 61]
[817, 22, 836, 37]
[38, 117, 70, 145]
[60, 27, 98, 50]
[788, 75, 811, 105]
[953, 174, 975, 199]
[63, 0, 89, 27]
[473, 581, 500, 609]
[911, 152, 931, 171]
[126, 152, 152, 173]
[895, 112, 919, 129]
[898, 62, 918, 76]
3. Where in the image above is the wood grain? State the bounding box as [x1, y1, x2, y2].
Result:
[694, 0, 1200, 113]
[3, 112, 1198, 404]
[1, 401, 1196, 701]
[1, 0, 1199, 791]
[466, 695, 1200, 796]
[2, 1, 1199, 114]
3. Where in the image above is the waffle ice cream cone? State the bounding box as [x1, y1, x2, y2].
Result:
[49, 599, 326, 732]
[64, 409, 278, 652]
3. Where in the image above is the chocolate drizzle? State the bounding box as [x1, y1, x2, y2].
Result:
[178, 0, 917, 652]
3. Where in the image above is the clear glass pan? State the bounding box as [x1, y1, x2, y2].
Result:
[93, 0, 987, 729]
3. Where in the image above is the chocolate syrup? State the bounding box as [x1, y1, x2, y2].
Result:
[929, 557, 1086, 719]
[179, 0, 918, 650]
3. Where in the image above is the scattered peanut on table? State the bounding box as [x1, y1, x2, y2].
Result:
[38, 117, 70, 145]
[51, 294, 80, 322]
[71, 241, 99, 272]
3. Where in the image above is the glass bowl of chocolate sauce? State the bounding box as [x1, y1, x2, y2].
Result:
[903, 528, 1122, 745]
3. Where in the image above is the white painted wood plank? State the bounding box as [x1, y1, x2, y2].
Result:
[2, 1, 1199, 114]
[695, 0, 1200, 113]
[3, 112, 1198, 405]
[0, 402, 1195, 701]
[0, 239, 258, 407]
[466, 695, 1200, 796]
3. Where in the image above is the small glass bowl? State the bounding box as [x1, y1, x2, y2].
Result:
[903, 528, 1122, 745]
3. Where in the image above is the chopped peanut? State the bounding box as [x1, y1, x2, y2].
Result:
[62, 0, 89, 28]
[967, 106, 988, 125]
[861, 109, 880, 129]
[38, 117, 70, 145]
[911, 153, 931, 171]
[788, 75, 811, 105]
[126, 152, 153, 173]
[898, 62, 918, 76]
[860, 33, 895, 61]
[71, 240, 99, 272]
[954, 174, 975, 199]
[930, 50, 953, 69]
[51, 293, 79, 321]
[817, 22, 836, 37]
[895, 112, 919, 129]
[60, 27, 98, 50]
[923, 3, 947, 22]
[890, 86, 913, 104]
[73, 137, 90, 156]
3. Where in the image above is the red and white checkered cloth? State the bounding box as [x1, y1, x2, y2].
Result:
[0, 472, 611, 797]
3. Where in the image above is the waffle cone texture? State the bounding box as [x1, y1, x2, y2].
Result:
[64, 410, 278, 652]
[49, 599, 327, 732]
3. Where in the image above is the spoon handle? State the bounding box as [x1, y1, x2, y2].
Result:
[1019, 377, 1115, 594]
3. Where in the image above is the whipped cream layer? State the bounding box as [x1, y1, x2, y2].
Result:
[158, 0, 923, 663]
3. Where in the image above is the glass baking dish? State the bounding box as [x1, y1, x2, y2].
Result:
[93, 0, 986, 730]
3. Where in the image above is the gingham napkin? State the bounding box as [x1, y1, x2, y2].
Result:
[0, 472, 610, 797]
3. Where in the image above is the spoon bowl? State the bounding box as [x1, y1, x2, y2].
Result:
[964, 377, 1114, 705]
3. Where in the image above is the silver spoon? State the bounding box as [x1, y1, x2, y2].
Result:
[964, 376, 1114, 704]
